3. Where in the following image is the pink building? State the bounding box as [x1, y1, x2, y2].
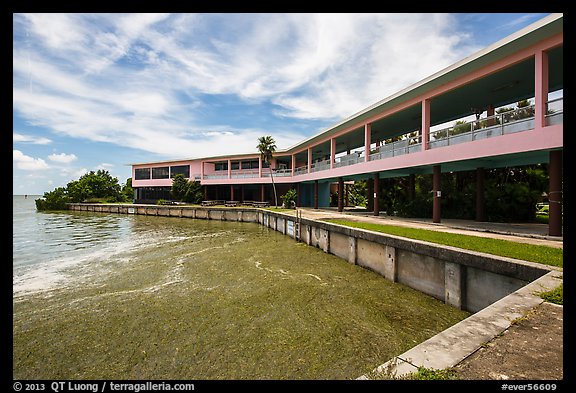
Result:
[132, 14, 563, 236]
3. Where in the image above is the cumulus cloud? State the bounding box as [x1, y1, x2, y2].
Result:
[12, 13, 481, 157]
[48, 152, 77, 163]
[13, 150, 50, 170]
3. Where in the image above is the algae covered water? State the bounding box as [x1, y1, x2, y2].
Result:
[13, 196, 469, 379]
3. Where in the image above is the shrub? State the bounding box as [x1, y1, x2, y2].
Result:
[35, 187, 70, 211]
[281, 189, 297, 209]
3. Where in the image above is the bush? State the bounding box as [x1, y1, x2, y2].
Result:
[35, 187, 70, 211]
[281, 189, 297, 209]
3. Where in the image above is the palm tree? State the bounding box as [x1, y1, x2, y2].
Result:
[257, 135, 278, 207]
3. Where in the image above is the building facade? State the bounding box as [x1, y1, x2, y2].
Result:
[132, 14, 563, 235]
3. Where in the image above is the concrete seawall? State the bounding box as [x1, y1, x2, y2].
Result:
[68, 203, 554, 314]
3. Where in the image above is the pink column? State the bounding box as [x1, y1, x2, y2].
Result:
[291, 154, 296, 176]
[227, 159, 231, 179]
[307, 147, 312, 173]
[330, 138, 336, 169]
[421, 99, 430, 151]
[200, 161, 204, 180]
[364, 123, 371, 162]
[258, 156, 262, 178]
[535, 49, 549, 130]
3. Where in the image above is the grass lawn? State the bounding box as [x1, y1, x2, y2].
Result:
[324, 219, 562, 268]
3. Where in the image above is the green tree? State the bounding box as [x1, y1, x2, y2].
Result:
[121, 178, 133, 202]
[257, 135, 278, 207]
[35, 187, 70, 211]
[170, 174, 203, 204]
[171, 174, 190, 201]
[67, 170, 122, 202]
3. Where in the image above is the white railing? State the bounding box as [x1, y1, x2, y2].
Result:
[545, 97, 563, 126]
[369, 132, 421, 161]
[310, 159, 331, 173]
[230, 169, 260, 179]
[334, 151, 365, 168]
[273, 168, 293, 177]
[294, 166, 308, 176]
[203, 174, 228, 180]
[429, 103, 539, 149]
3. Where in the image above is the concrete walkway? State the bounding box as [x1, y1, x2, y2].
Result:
[295, 207, 563, 249]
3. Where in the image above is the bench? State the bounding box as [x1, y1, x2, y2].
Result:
[252, 201, 270, 208]
[225, 201, 240, 207]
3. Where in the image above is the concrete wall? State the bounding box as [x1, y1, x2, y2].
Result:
[67, 203, 552, 313]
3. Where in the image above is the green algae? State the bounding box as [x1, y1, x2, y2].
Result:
[13, 216, 469, 380]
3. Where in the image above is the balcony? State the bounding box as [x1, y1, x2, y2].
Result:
[369, 132, 422, 162]
[428, 97, 562, 149]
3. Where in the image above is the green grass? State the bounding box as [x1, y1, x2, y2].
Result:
[324, 219, 562, 268]
[539, 284, 563, 304]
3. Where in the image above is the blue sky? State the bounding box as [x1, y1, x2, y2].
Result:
[13, 13, 551, 195]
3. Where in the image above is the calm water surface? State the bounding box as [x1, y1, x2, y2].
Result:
[13, 195, 469, 379]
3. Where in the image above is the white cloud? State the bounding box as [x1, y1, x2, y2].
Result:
[13, 132, 52, 144]
[13, 149, 50, 170]
[12, 13, 482, 159]
[48, 152, 77, 163]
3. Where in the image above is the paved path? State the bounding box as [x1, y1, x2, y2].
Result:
[295, 207, 563, 249]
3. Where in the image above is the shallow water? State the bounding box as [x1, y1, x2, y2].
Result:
[13, 196, 469, 379]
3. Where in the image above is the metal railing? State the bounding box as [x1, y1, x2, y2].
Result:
[334, 151, 365, 168]
[427, 98, 563, 148]
[310, 159, 331, 173]
[294, 166, 308, 176]
[369, 132, 422, 162]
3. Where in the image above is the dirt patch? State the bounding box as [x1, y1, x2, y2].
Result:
[454, 301, 563, 380]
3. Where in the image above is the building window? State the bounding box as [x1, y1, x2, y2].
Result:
[135, 168, 151, 180]
[215, 162, 228, 171]
[231, 161, 240, 170]
[152, 166, 169, 179]
[170, 165, 190, 178]
[241, 160, 260, 169]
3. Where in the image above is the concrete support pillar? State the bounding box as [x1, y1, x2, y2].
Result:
[535, 49, 549, 130]
[486, 104, 496, 126]
[227, 159, 231, 179]
[307, 147, 312, 174]
[433, 165, 441, 223]
[230, 185, 234, 201]
[421, 99, 430, 151]
[291, 154, 296, 177]
[367, 178, 374, 212]
[203, 185, 207, 200]
[348, 237, 357, 265]
[384, 246, 397, 282]
[314, 180, 319, 209]
[200, 161, 204, 180]
[549, 150, 563, 237]
[338, 177, 344, 212]
[258, 156, 263, 178]
[476, 167, 486, 222]
[260, 184, 265, 202]
[330, 138, 336, 169]
[373, 173, 380, 216]
[364, 123, 371, 162]
[241, 185, 245, 202]
[445, 262, 466, 309]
